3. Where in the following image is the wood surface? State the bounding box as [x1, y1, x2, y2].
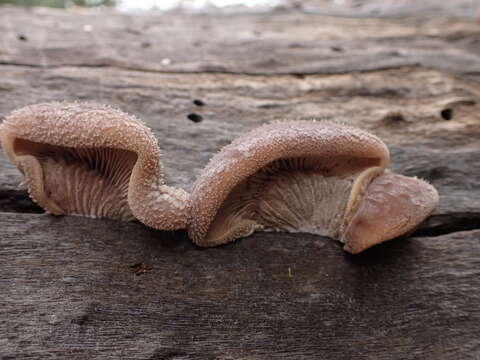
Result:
[0, 3, 479, 359]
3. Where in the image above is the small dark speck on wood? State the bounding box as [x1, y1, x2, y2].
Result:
[129, 262, 153, 276]
[193, 99, 205, 106]
[292, 74, 305, 79]
[382, 111, 406, 125]
[187, 113, 203, 123]
[441, 108, 453, 120]
[17, 34, 27, 41]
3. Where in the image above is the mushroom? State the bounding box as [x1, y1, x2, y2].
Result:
[188, 121, 439, 253]
[0, 102, 188, 230]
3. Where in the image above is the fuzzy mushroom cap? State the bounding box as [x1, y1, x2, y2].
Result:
[0, 102, 188, 229]
[342, 172, 439, 254]
[188, 121, 392, 249]
[188, 121, 439, 253]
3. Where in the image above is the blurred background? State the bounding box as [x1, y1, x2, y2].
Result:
[0, 0, 478, 16]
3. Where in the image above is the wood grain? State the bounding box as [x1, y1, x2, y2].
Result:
[1, 213, 479, 359]
[0, 4, 479, 359]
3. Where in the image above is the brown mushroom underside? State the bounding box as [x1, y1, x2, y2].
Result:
[12, 137, 137, 220]
[203, 155, 381, 246]
[1, 102, 190, 231]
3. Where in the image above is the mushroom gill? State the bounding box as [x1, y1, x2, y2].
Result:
[188, 121, 439, 253]
[0, 102, 188, 230]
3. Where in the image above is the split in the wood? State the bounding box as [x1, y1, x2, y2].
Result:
[413, 213, 480, 237]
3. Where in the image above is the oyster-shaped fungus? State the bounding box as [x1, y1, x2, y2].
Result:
[0, 102, 188, 230]
[188, 121, 439, 253]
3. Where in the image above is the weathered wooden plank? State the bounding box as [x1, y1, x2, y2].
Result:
[295, 0, 480, 18]
[1, 7, 480, 75]
[1, 66, 479, 219]
[1, 5, 480, 359]
[1, 66, 478, 148]
[0, 212, 479, 359]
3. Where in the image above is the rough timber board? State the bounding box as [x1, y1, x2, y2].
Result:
[1, 213, 479, 359]
[1, 7, 480, 75]
[1, 66, 479, 218]
[0, 4, 479, 360]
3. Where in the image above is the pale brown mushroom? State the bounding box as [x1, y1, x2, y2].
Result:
[0, 102, 188, 230]
[188, 121, 439, 253]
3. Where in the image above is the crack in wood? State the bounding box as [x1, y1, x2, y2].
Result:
[413, 212, 480, 237]
[1, 189, 478, 237]
[0, 189, 43, 214]
[0, 61, 425, 77]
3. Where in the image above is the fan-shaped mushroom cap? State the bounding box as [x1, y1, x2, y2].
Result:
[342, 172, 439, 254]
[188, 121, 438, 253]
[0, 102, 188, 230]
[188, 121, 379, 248]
